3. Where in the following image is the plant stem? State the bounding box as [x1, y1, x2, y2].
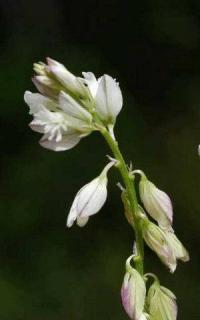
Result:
[100, 128, 144, 275]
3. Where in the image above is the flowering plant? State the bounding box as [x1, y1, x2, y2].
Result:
[24, 58, 189, 319]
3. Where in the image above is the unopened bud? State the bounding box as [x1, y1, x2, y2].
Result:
[147, 280, 177, 320]
[32, 76, 62, 99]
[142, 220, 176, 272]
[47, 58, 90, 101]
[165, 230, 189, 263]
[121, 256, 147, 320]
[139, 175, 173, 229]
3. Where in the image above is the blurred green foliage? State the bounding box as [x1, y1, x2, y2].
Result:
[0, 1, 200, 319]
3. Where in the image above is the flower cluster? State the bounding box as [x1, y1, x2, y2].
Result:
[132, 171, 189, 273]
[24, 58, 189, 320]
[120, 170, 189, 319]
[24, 58, 123, 151]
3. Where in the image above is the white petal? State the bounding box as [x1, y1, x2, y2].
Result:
[24, 91, 58, 114]
[67, 194, 79, 227]
[24, 91, 49, 114]
[40, 133, 81, 151]
[29, 122, 45, 133]
[82, 72, 98, 98]
[95, 75, 123, 122]
[76, 177, 107, 217]
[165, 231, 189, 262]
[59, 91, 92, 122]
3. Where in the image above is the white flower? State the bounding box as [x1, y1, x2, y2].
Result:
[66, 162, 114, 227]
[147, 281, 177, 320]
[94, 74, 123, 124]
[24, 91, 93, 151]
[139, 176, 173, 229]
[121, 256, 147, 320]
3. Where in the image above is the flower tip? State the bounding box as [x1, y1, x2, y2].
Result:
[24, 90, 31, 100]
[46, 57, 57, 66]
[66, 216, 74, 228]
[169, 263, 177, 273]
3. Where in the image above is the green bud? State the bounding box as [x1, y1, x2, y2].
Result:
[147, 281, 177, 320]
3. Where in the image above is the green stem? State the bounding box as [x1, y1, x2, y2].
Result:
[100, 128, 144, 275]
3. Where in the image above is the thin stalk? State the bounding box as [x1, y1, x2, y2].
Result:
[100, 127, 144, 274]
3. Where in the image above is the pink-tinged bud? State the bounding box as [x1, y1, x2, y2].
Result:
[32, 76, 61, 99]
[121, 257, 147, 320]
[46, 58, 90, 100]
[139, 175, 173, 229]
[142, 220, 177, 272]
[147, 281, 177, 320]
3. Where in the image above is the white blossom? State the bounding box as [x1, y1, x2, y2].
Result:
[66, 162, 114, 227]
[24, 91, 93, 151]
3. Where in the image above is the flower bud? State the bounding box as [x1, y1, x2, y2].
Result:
[66, 162, 114, 227]
[142, 220, 176, 272]
[32, 75, 62, 99]
[139, 175, 173, 229]
[121, 257, 147, 320]
[147, 281, 177, 320]
[95, 74, 123, 124]
[165, 230, 189, 263]
[47, 58, 90, 100]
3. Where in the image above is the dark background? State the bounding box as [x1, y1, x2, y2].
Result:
[1, 0, 199, 319]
